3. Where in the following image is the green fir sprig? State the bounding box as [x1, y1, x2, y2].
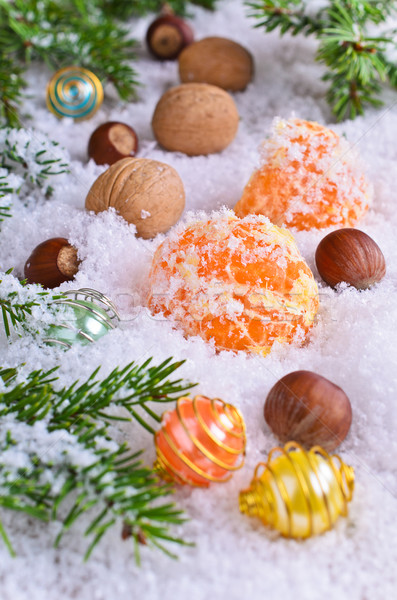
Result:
[0, 358, 195, 560]
[99, 0, 218, 19]
[0, 0, 218, 127]
[0, 270, 66, 338]
[0, 0, 138, 127]
[247, 0, 397, 120]
[0, 127, 69, 223]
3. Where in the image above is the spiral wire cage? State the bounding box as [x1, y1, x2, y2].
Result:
[154, 395, 246, 486]
[43, 288, 120, 349]
[239, 441, 355, 538]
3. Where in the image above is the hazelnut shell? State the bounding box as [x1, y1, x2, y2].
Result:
[152, 83, 239, 156]
[88, 121, 138, 166]
[315, 228, 386, 289]
[85, 157, 185, 239]
[146, 14, 194, 60]
[264, 370, 352, 451]
[179, 36, 254, 91]
[24, 238, 80, 289]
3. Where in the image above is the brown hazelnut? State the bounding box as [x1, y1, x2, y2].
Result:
[152, 83, 239, 156]
[264, 371, 352, 451]
[88, 122, 138, 166]
[24, 238, 80, 289]
[179, 36, 254, 91]
[146, 14, 194, 60]
[85, 157, 185, 239]
[315, 228, 386, 289]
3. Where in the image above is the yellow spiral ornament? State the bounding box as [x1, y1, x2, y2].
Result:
[46, 67, 104, 120]
[239, 442, 354, 538]
[154, 395, 246, 487]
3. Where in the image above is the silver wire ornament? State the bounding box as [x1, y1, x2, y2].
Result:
[44, 288, 120, 349]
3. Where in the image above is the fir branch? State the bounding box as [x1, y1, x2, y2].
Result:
[0, 51, 26, 129]
[246, 0, 397, 120]
[0, 127, 69, 223]
[0, 359, 195, 559]
[0, 270, 65, 338]
[0, 0, 139, 126]
[100, 0, 218, 19]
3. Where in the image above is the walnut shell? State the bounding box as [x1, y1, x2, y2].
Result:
[85, 157, 185, 239]
[178, 37, 254, 91]
[152, 83, 239, 156]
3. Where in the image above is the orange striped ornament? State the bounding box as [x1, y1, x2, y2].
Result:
[154, 395, 246, 487]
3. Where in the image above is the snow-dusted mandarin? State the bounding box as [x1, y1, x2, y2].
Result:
[234, 118, 372, 230]
[147, 212, 319, 354]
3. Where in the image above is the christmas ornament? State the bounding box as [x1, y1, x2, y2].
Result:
[85, 157, 185, 239]
[24, 238, 80, 289]
[46, 67, 104, 120]
[239, 442, 354, 538]
[315, 228, 386, 289]
[235, 118, 371, 230]
[147, 212, 319, 355]
[152, 83, 239, 156]
[88, 121, 138, 166]
[146, 13, 194, 60]
[264, 371, 352, 451]
[179, 36, 254, 91]
[154, 395, 246, 486]
[44, 288, 120, 348]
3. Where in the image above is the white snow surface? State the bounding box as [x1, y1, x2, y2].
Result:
[1, 1, 397, 598]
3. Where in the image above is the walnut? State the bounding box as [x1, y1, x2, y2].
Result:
[85, 157, 185, 239]
[178, 37, 254, 92]
[152, 83, 239, 156]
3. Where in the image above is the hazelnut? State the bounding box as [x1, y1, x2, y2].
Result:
[315, 228, 386, 289]
[85, 157, 185, 239]
[179, 36, 254, 91]
[152, 83, 239, 156]
[264, 371, 352, 451]
[24, 238, 80, 289]
[146, 14, 194, 60]
[88, 121, 138, 166]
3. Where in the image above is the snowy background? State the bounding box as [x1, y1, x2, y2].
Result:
[1, 0, 397, 598]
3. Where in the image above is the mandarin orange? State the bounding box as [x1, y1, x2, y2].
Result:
[234, 118, 371, 230]
[147, 212, 319, 355]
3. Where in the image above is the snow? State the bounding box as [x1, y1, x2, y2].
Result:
[1, 0, 397, 599]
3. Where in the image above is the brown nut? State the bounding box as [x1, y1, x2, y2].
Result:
[146, 14, 194, 60]
[152, 83, 239, 156]
[24, 238, 80, 289]
[179, 36, 254, 91]
[315, 228, 386, 290]
[88, 121, 138, 166]
[85, 157, 185, 239]
[264, 370, 352, 451]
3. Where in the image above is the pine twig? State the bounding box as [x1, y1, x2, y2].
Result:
[0, 358, 196, 559]
[246, 0, 397, 120]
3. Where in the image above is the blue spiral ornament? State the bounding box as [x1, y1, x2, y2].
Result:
[46, 67, 104, 120]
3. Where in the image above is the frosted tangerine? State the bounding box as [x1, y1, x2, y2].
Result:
[147, 212, 319, 355]
[234, 118, 371, 230]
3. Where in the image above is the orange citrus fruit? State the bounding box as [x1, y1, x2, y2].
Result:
[234, 118, 371, 230]
[147, 212, 319, 355]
